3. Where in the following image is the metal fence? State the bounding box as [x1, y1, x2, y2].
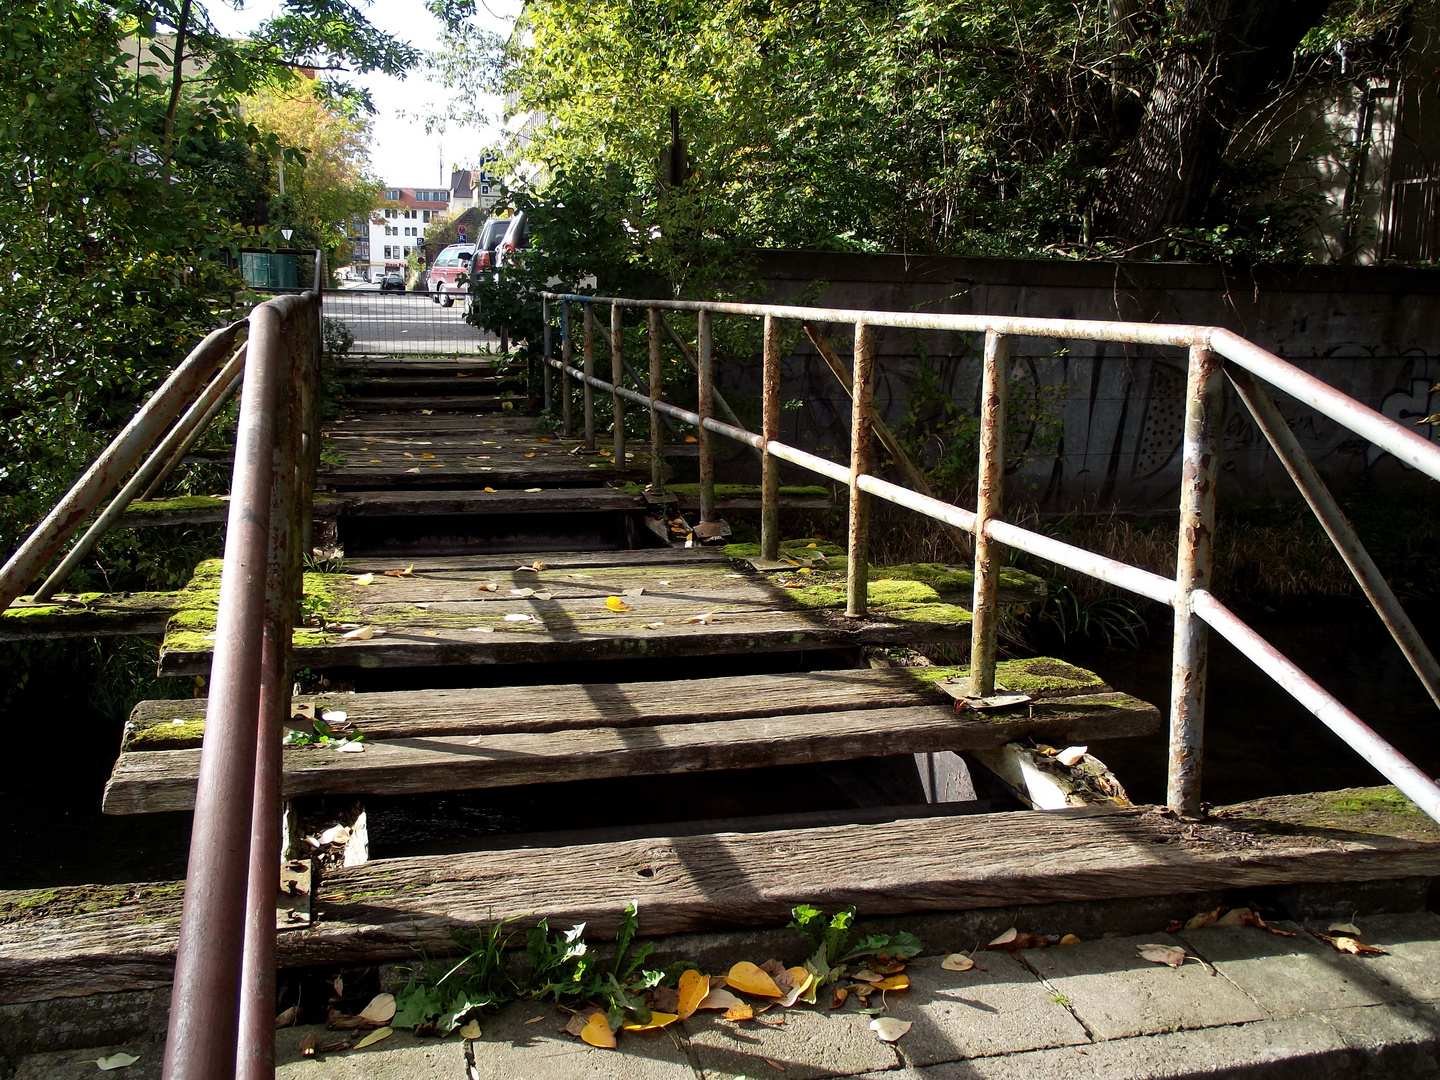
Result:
[320, 286, 496, 355]
[540, 290, 1440, 826]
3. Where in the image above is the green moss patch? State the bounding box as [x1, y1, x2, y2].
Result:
[0, 881, 184, 924]
[725, 537, 845, 560]
[128, 718, 207, 749]
[905, 657, 1108, 696]
[123, 495, 228, 517]
[161, 560, 360, 655]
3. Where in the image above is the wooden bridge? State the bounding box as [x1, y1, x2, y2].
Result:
[3, 276, 1440, 1079]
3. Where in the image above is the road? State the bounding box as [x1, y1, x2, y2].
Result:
[323, 287, 495, 355]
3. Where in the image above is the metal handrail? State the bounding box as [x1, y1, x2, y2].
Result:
[539, 290, 1440, 825]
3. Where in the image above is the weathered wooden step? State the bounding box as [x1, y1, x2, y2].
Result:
[7, 786, 1438, 1004]
[105, 661, 1157, 812]
[340, 394, 513, 412]
[156, 549, 1031, 675]
[1, 592, 179, 641]
[344, 376, 505, 395]
[337, 360, 503, 377]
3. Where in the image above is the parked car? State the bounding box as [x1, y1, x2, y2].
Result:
[476, 215, 512, 275]
[493, 211, 531, 270]
[428, 243, 477, 307]
[380, 271, 405, 292]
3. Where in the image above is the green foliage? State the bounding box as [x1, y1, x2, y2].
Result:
[394, 916, 521, 1034]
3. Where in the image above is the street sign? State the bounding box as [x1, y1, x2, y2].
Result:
[458, 224, 467, 242]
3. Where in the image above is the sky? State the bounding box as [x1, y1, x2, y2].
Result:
[206, 0, 521, 186]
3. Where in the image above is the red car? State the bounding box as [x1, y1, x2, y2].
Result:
[429, 243, 479, 306]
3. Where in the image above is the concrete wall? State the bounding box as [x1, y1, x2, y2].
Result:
[712, 251, 1440, 513]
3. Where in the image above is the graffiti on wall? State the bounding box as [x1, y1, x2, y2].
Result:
[1366, 356, 1440, 468]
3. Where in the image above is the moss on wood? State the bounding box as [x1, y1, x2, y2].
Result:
[123, 495, 229, 517]
[904, 657, 1108, 696]
[0, 881, 184, 924]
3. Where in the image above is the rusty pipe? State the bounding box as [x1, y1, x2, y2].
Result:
[656, 313, 761, 461]
[761, 314, 782, 561]
[561, 302, 574, 437]
[610, 303, 625, 465]
[142, 352, 246, 501]
[697, 310, 716, 523]
[845, 323, 876, 618]
[649, 310, 666, 492]
[0, 322, 240, 612]
[1227, 366, 1440, 711]
[969, 332, 1010, 695]
[582, 303, 596, 451]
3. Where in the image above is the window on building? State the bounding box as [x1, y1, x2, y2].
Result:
[423, 210, 431, 222]
[384, 189, 400, 201]
[383, 245, 392, 258]
[403, 246, 411, 256]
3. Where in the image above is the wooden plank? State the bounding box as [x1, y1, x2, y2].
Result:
[8, 787, 1439, 1003]
[103, 694, 1160, 812]
[336, 488, 648, 516]
[319, 460, 654, 488]
[342, 548, 725, 573]
[123, 656, 1121, 746]
[1, 593, 178, 641]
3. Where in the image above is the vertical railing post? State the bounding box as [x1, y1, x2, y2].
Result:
[648, 308, 665, 492]
[542, 296, 553, 414]
[560, 301, 573, 437]
[697, 310, 716, 523]
[845, 321, 876, 618]
[611, 303, 625, 465]
[583, 303, 596, 452]
[969, 331, 1010, 695]
[761, 314, 782, 561]
[1169, 341, 1223, 817]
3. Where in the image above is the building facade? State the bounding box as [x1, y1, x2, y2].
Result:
[362, 187, 450, 279]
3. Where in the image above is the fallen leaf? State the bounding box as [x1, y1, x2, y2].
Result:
[1185, 910, 1220, 930]
[696, 987, 745, 1011]
[851, 969, 883, 984]
[1060, 934, 1082, 946]
[987, 928, 1018, 948]
[524, 452, 536, 458]
[459, 1019, 481, 1039]
[640, 622, 666, 629]
[873, 975, 909, 991]
[1138, 944, 1187, 968]
[320, 710, 348, 725]
[319, 825, 351, 846]
[353, 573, 374, 586]
[342, 626, 375, 641]
[623, 1012, 679, 1031]
[524, 487, 543, 493]
[684, 435, 698, 443]
[1329, 921, 1362, 937]
[477, 582, 498, 591]
[723, 1002, 755, 1021]
[684, 611, 716, 624]
[421, 453, 435, 459]
[338, 741, 365, 753]
[383, 565, 415, 578]
[299, 1033, 316, 1057]
[830, 987, 849, 1009]
[623, 587, 645, 597]
[466, 627, 495, 633]
[1056, 745, 1088, 767]
[580, 1013, 616, 1048]
[368, 458, 381, 463]
[605, 596, 631, 611]
[870, 1017, 912, 1042]
[483, 486, 497, 492]
[275, 1005, 299, 1028]
[405, 467, 421, 473]
[359, 993, 396, 1024]
[403, 452, 414, 458]
[524, 1015, 546, 1025]
[1311, 930, 1387, 956]
[420, 409, 434, 415]
[534, 592, 554, 600]
[727, 961, 783, 997]
[677, 969, 709, 1020]
[764, 1058, 787, 1073]
[940, 953, 975, 971]
[504, 613, 535, 622]
[1216, 908, 1250, 927]
[778, 969, 815, 1007]
[650, 986, 681, 1014]
[353, 1026, 392, 1049]
[1241, 910, 1296, 937]
[511, 587, 536, 597]
[94, 1053, 140, 1070]
[564, 1009, 602, 1037]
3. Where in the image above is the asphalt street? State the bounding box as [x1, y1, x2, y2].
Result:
[324, 286, 494, 355]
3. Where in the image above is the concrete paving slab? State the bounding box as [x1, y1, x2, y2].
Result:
[683, 1001, 899, 1079]
[1178, 922, 1386, 1018]
[1020, 932, 1266, 1040]
[1330, 911, 1440, 1004]
[13, 1043, 162, 1080]
[468, 1003, 697, 1080]
[894, 952, 1088, 1067]
[274, 1025, 462, 1076]
[1319, 1000, 1440, 1077]
[853, 1015, 1354, 1079]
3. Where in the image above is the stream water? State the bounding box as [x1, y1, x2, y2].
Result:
[2, 598, 1436, 890]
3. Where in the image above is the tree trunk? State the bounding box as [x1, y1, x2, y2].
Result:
[1108, 0, 1333, 252]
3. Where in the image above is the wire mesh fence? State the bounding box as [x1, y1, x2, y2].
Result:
[246, 287, 495, 356]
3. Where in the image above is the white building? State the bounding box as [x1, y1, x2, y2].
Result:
[363, 186, 450, 279]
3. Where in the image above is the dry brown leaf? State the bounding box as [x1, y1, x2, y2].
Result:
[727, 961, 783, 997]
[778, 969, 815, 1007]
[477, 582, 498, 592]
[1311, 929, 1387, 955]
[359, 993, 396, 1025]
[684, 611, 716, 624]
[564, 1010, 601, 1037]
[405, 467, 421, 473]
[987, 927, 1018, 948]
[299, 1033, 317, 1058]
[1060, 934, 1082, 946]
[341, 626, 376, 641]
[870, 1017, 912, 1042]
[851, 969, 883, 984]
[940, 953, 975, 972]
[275, 1005, 299, 1028]
[723, 1002, 755, 1021]
[1138, 944, 1187, 968]
[1329, 921, 1362, 936]
[1216, 908, 1249, 927]
[382, 565, 415, 578]
[649, 986, 680, 1014]
[1242, 910, 1295, 937]
[1185, 910, 1221, 930]
[697, 987, 744, 1011]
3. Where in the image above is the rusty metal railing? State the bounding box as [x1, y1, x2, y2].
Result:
[539, 291, 1440, 826]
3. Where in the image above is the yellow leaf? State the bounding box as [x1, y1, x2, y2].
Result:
[403, 452, 414, 458]
[421, 452, 435, 459]
[382, 565, 414, 578]
[459, 1019, 481, 1039]
[525, 452, 536, 458]
[622, 1011, 679, 1031]
[420, 409, 434, 415]
[606, 596, 631, 611]
[830, 987, 848, 1009]
[1060, 934, 1082, 946]
[874, 974, 909, 991]
[684, 435, 698, 443]
[677, 969, 708, 1020]
[806, 542, 817, 548]
[726, 961, 782, 997]
[580, 1013, 616, 1048]
[353, 573, 374, 586]
[484, 487, 496, 492]
[723, 1002, 754, 1021]
[368, 458, 381, 463]
[354, 1026, 393, 1049]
